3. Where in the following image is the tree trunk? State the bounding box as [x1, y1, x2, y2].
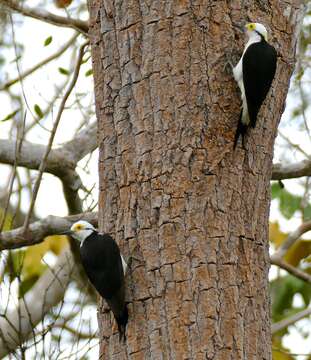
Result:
[88, 1, 303, 358]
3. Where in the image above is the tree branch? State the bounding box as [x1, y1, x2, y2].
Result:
[0, 116, 25, 233]
[61, 122, 97, 164]
[0, 137, 84, 214]
[0, 121, 97, 176]
[0, 139, 74, 176]
[272, 307, 311, 334]
[272, 159, 311, 180]
[270, 256, 311, 284]
[0, 212, 98, 250]
[0, 248, 75, 358]
[272, 220, 311, 259]
[1, 0, 89, 35]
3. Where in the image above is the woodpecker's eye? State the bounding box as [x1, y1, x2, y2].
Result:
[75, 224, 83, 231]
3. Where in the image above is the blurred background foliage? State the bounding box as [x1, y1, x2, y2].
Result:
[270, 2, 311, 358]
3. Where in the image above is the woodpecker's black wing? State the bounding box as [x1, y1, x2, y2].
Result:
[80, 232, 128, 341]
[242, 39, 277, 127]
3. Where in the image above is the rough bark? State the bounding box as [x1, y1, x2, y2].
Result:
[88, 1, 303, 359]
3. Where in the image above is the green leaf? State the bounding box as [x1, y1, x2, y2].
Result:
[279, 191, 301, 219]
[292, 107, 302, 118]
[1, 109, 20, 122]
[58, 67, 70, 75]
[85, 69, 93, 77]
[19, 276, 39, 297]
[34, 104, 44, 119]
[303, 204, 311, 221]
[271, 183, 301, 219]
[295, 69, 304, 81]
[44, 36, 53, 46]
[5, 250, 25, 282]
[271, 274, 311, 323]
[271, 182, 283, 199]
[0, 209, 13, 232]
[81, 55, 91, 64]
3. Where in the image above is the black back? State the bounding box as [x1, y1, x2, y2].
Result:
[80, 232, 125, 300]
[80, 231, 128, 340]
[243, 38, 277, 127]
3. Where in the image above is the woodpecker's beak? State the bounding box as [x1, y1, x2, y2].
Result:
[60, 230, 74, 236]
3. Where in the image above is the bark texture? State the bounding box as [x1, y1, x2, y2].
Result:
[88, 1, 303, 358]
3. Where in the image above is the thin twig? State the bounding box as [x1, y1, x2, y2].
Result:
[1, 0, 89, 35]
[54, 324, 96, 340]
[296, 56, 311, 142]
[273, 220, 311, 259]
[272, 307, 311, 334]
[9, 13, 35, 125]
[0, 113, 25, 233]
[278, 130, 310, 159]
[22, 41, 90, 232]
[24, 78, 70, 133]
[0, 34, 79, 91]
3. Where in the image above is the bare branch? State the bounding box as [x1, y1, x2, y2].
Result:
[0, 212, 97, 250]
[53, 323, 96, 340]
[23, 41, 90, 231]
[278, 131, 310, 159]
[0, 115, 25, 232]
[0, 137, 84, 214]
[271, 256, 311, 284]
[0, 123, 97, 217]
[0, 122, 97, 177]
[272, 307, 311, 334]
[0, 248, 75, 358]
[0, 34, 79, 91]
[61, 122, 97, 163]
[0, 140, 64, 177]
[272, 159, 311, 180]
[272, 220, 311, 259]
[1, 0, 89, 35]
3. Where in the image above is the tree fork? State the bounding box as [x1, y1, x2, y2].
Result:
[88, 0, 303, 358]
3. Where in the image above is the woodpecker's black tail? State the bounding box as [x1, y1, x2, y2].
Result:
[234, 112, 248, 149]
[116, 305, 128, 342]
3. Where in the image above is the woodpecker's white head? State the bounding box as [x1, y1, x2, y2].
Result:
[68, 220, 96, 243]
[245, 22, 268, 41]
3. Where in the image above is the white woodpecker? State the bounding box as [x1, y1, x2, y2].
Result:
[233, 22, 277, 148]
[62, 220, 128, 341]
